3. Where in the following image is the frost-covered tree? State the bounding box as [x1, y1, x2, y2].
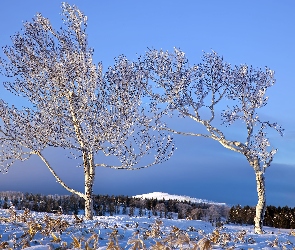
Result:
[0, 3, 174, 219]
[143, 49, 283, 234]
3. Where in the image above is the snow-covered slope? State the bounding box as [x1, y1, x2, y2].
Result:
[1, 208, 294, 249]
[133, 191, 227, 206]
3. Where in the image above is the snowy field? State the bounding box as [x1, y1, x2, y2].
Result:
[1, 208, 295, 249]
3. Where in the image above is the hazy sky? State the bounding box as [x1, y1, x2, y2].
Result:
[0, 1, 294, 207]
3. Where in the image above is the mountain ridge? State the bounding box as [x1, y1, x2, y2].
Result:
[133, 191, 227, 206]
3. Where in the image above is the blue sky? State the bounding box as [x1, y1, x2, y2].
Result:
[0, 1, 294, 207]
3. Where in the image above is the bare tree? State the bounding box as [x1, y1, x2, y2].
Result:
[0, 3, 174, 219]
[143, 48, 283, 234]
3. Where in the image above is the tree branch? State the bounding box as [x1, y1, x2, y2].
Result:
[34, 151, 85, 198]
[96, 162, 161, 170]
[159, 126, 212, 138]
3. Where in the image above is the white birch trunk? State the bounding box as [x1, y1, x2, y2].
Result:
[254, 170, 266, 234]
[84, 182, 94, 220]
[84, 152, 95, 220]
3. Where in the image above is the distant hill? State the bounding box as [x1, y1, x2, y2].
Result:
[133, 192, 227, 206]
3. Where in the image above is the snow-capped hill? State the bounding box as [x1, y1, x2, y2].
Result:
[133, 192, 227, 206]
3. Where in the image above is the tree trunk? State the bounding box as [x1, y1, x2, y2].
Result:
[254, 170, 266, 234]
[84, 152, 95, 220]
[84, 190, 93, 220]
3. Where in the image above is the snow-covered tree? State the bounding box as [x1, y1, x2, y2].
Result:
[142, 49, 283, 234]
[0, 3, 174, 219]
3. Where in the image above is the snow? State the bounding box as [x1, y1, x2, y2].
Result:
[1, 208, 295, 249]
[133, 191, 227, 206]
[24, 246, 50, 250]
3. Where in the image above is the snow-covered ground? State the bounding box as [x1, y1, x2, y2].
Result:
[1, 208, 295, 249]
[133, 192, 227, 206]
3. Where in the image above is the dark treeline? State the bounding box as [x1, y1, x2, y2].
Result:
[0, 191, 228, 222]
[0, 192, 83, 214]
[229, 205, 295, 229]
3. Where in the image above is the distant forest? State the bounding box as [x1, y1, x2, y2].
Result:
[0, 191, 226, 222]
[0, 191, 294, 229]
[229, 205, 295, 229]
